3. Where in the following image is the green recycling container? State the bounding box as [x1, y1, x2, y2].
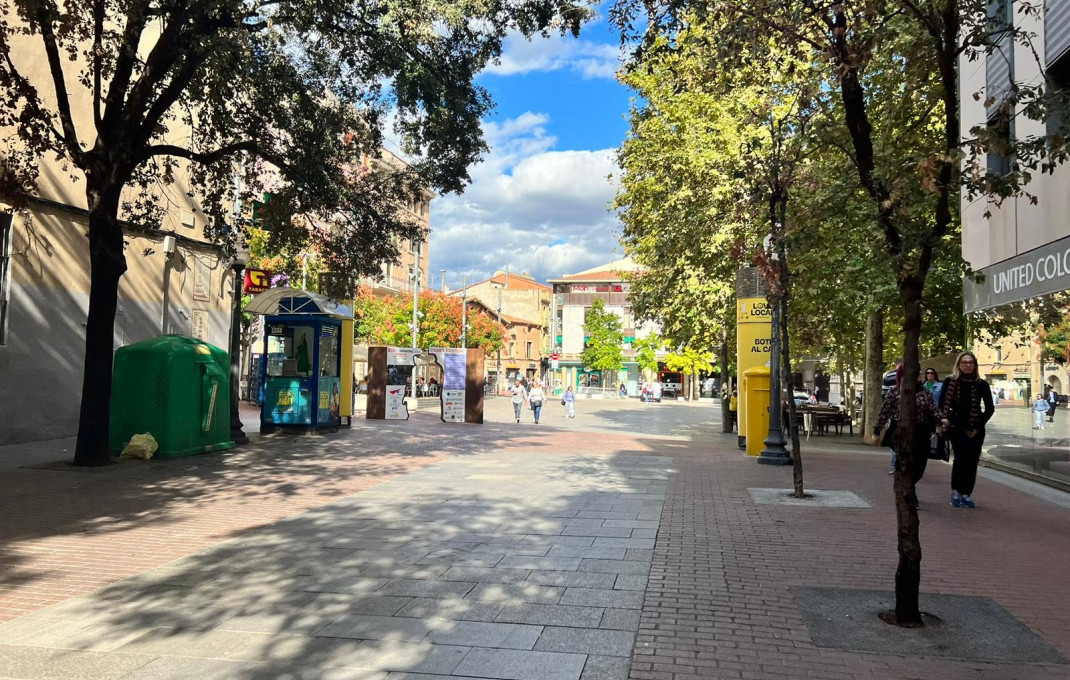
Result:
[110, 335, 236, 458]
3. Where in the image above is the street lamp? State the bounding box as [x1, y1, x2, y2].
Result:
[759, 232, 790, 465]
[229, 243, 250, 446]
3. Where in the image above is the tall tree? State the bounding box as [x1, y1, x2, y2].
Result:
[582, 298, 625, 376]
[0, 0, 590, 465]
[611, 0, 1069, 624]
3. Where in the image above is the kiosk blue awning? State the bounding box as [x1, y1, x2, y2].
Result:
[244, 286, 354, 319]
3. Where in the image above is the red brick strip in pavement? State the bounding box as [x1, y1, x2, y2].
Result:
[0, 413, 652, 622]
[631, 443, 1070, 680]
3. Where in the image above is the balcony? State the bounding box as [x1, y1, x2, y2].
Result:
[362, 275, 417, 295]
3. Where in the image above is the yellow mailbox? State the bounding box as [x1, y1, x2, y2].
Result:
[743, 366, 770, 457]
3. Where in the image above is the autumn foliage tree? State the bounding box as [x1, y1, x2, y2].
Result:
[352, 288, 504, 353]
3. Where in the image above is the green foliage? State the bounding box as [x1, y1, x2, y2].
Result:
[1039, 318, 1070, 365]
[663, 348, 714, 376]
[632, 333, 663, 374]
[582, 299, 624, 372]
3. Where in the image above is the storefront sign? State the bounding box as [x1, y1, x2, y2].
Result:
[964, 235, 1070, 312]
[244, 268, 271, 294]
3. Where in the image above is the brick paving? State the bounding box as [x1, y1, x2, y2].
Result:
[0, 397, 1068, 679]
[631, 441, 1070, 680]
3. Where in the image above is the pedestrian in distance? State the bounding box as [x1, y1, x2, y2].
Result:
[1033, 392, 1049, 430]
[563, 385, 576, 418]
[510, 379, 527, 424]
[1047, 385, 1058, 423]
[528, 380, 546, 424]
[728, 390, 738, 431]
[939, 351, 994, 509]
[923, 368, 943, 404]
[619, 382, 627, 399]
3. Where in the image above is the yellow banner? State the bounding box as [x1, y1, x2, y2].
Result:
[736, 297, 773, 442]
[737, 297, 773, 323]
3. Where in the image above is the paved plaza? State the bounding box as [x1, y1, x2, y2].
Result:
[0, 397, 1068, 679]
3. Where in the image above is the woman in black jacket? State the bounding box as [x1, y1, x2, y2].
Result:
[938, 351, 994, 508]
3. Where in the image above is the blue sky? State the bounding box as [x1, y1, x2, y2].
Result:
[427, 12, 634, 289]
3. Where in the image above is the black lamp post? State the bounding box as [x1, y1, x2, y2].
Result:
[229, 250, 249, 446]
[759, 233, 790, 465]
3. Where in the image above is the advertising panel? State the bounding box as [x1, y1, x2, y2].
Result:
[736, 296, 773, 446]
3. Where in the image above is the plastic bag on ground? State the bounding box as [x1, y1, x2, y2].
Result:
[120, 433, 158, 460]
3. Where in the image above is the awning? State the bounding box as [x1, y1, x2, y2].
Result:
[244, 286, 353, 319]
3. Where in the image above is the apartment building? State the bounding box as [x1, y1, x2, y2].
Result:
[959, 0, 1070, 487]
[547, 258, 660, 395]
[452, 272, 550, 389]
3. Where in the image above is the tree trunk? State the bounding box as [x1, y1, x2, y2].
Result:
[73, 186, 127, 466]
[862, 309, 884, 437]
[781, 289, 803, 496]
[893, 275, 924, 625]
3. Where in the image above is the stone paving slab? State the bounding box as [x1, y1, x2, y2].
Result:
[452, 648, 588, 680]
[0, 449, 671, 679]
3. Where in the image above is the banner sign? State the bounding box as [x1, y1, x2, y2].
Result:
[387, 347, 419, 366]
[244, 268, 272, 294]
[442, 389, 465, 422]
[963, 235, 1070, 313]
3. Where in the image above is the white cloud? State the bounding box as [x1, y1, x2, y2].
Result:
[429, 113, 624, 287]
[485, 33, 624, 80]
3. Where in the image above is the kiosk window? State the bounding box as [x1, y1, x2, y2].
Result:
[319, 326, 339, 377]
[266, 325, 314, 376]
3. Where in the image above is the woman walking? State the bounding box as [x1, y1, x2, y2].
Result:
[1034, 392, 1049, 430]
[874, 364, 947, 488]
[939, 352, 995, 508]
[528, 380, 546, 424]
[563, 385, 576, 418]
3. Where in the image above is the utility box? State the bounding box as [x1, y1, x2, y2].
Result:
[110, 335, 235, 458]
[743, 366, 771, 457]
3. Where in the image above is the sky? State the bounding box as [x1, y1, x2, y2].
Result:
[425, 12, 634, 291]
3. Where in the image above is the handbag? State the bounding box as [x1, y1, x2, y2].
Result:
[880, 419, 896, 448]
[530, 399, 542, 410]
[561, 398, 566, 406]
[928, 432, 950, 461]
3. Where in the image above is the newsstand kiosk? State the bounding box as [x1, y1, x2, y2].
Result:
[245, 287, 354, 434]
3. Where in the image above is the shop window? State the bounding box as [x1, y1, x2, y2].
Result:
[0, 213, 11, 346]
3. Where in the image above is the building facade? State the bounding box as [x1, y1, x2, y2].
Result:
[453, 272, 550, 390]
[959, 0, 1070, 488]
[547, 258, 660, 396]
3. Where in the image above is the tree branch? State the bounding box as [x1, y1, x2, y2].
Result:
[100, 2, 150, 137]
[93, 0, 103, 129]
[139, 141, 259, 166]
[33, 3, 84, 164]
